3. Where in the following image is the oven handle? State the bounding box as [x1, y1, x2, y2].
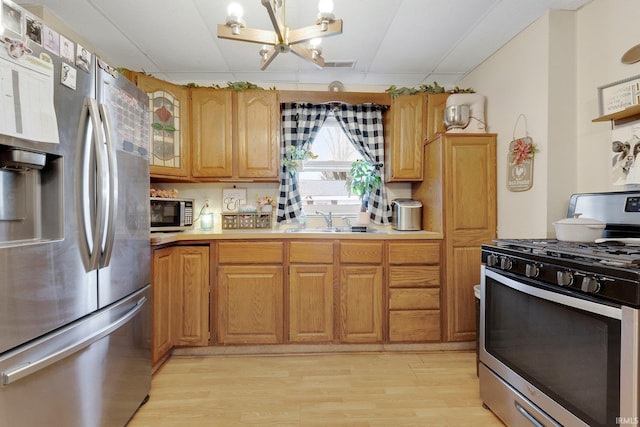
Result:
[514, 401, 546, 427]
[485, 268, 622, 320]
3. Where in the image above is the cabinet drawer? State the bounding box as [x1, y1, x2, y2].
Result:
[389, 266, 440, 288]
[290, 241, 334, 264]
[388, 242, 440, 265]
[389, 288, 440, 310]
[340, 241, 383, 264]
[218, 241, 284, 264]
[389, 310, 441, 342]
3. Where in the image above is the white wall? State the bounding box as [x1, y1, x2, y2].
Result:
[576, 0, 640, 193]
[458, 0, 640, 238]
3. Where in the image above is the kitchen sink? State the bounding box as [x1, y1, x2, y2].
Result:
[284, 227, 386, 234]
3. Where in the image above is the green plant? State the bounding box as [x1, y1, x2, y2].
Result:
[385, 81, 474, 99]
[345, 160, 381, 212]
[282, 145, 318, 174]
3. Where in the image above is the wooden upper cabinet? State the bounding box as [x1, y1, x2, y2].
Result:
[191, 89, 279, 181]
[383, 93, 450, 182]
[384, 94, 425, 182]
[126, 71, 190, 179]
[425, 93, 449, 141]
[236, 90, 280, 179]
[191, 89, 233, 178]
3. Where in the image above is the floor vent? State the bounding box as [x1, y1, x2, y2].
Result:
[323, 60, 356, 69]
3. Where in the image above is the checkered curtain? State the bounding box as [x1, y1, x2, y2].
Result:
[333, 103, 392, 224]
[276, 103, 331, 224]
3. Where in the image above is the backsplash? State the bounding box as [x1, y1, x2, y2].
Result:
[150, 181, 412, 228]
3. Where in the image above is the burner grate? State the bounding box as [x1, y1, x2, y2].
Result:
[493, 239, 640, 268]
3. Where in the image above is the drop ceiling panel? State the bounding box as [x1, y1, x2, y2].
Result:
[14, 0, 594, 87]
[368, 0, 498, 74]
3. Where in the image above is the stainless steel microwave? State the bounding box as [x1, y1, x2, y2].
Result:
[150, 197, 194, 232]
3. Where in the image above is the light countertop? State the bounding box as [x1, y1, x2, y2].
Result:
[150, 226, 442, 246]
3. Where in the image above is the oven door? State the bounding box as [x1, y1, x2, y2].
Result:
[480, 266, 639, 427]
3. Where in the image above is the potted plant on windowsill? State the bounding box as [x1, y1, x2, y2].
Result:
[282, 145, 318, 176]
[346, 160, 381, 224]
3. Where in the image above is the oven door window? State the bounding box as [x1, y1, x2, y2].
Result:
[485, 276, 621, 427]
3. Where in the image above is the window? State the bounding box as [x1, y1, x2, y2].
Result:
[297, 113, 364, 215]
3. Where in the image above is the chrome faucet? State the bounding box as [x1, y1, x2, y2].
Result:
[316, 211, 333, 227]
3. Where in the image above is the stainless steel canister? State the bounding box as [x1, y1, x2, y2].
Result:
[391, 199, 422, 230]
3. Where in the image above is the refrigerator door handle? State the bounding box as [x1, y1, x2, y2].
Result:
[77, 97, 105, 272]
[1, 296, 147, 386]
[98, 103, 117, 267]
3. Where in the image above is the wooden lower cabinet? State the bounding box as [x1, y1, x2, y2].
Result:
[339, 241, 384, 343]
[288, 241, 335, 343]
[216, 241, 285, 344]
[340, 266, 383, 343]
[151, 245, 210, 365]
[151, 247, 174, 364]
[151, 238, 454, 355]
[388, 241, 442, 343]
[172, 246, 210, 346]
[289, 265, 334, 342]
[217, 265, 284, 344]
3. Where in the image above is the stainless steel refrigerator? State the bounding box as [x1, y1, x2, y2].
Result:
[0, 2, 151, 425]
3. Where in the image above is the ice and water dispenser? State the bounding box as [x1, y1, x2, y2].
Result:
[0, 144, 62, 246]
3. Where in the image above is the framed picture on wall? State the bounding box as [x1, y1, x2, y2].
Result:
[222, 188, 247, 212]
[598, 74, 640, 116]
[2, 0, 24, 37]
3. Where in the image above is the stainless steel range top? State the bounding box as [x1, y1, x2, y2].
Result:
[482, 239, 640, 307]
[481, 191, 640, 308]
[493, 238, 640, 267]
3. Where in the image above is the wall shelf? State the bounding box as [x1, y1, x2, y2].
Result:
[592, 104, 640, 126]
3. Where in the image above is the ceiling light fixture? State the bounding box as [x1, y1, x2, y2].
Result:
[217, 0, 343, 70]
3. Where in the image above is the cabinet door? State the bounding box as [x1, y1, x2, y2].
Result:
[425, 93, 449, 141]
[173, 246, 210, 346]
[151, 247, 175, 364]
[339, 266, 383, 343]
[384, 94, 424, 181]
[289, 265, 334, 343]
[444, 134, 497, 342]
[191, 89, 233, 178]
[217, 265, 284, 344]
[236, 90, 279, 179]
[132, 73, 190, 179]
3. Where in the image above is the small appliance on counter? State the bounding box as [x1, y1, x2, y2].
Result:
[391, 199, 422, 230]
[150, 197, 194, 232]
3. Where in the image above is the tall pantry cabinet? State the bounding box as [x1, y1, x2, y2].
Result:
[412, 133, 497, 342]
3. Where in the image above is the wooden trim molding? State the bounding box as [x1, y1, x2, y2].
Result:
[278, 90, 392, 106]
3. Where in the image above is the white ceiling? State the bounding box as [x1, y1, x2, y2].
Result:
[16, 0, 593, 87]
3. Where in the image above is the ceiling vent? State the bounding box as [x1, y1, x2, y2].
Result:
[323, 60, 356, 69]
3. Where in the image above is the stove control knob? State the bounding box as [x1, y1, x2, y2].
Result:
[581, 277, 601, 293]
[525, 263, 540, 278]
[486, 254, 499, 267]
[557, 271, 573, 287]
[500, 257, 513, 271]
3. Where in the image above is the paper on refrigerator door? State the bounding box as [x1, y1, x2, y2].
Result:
[0, 48, 59, 144]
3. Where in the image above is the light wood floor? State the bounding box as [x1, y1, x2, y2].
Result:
[128, 351, 504, 427]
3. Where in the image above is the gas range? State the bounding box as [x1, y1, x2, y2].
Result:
[482, 239, 640, 307]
